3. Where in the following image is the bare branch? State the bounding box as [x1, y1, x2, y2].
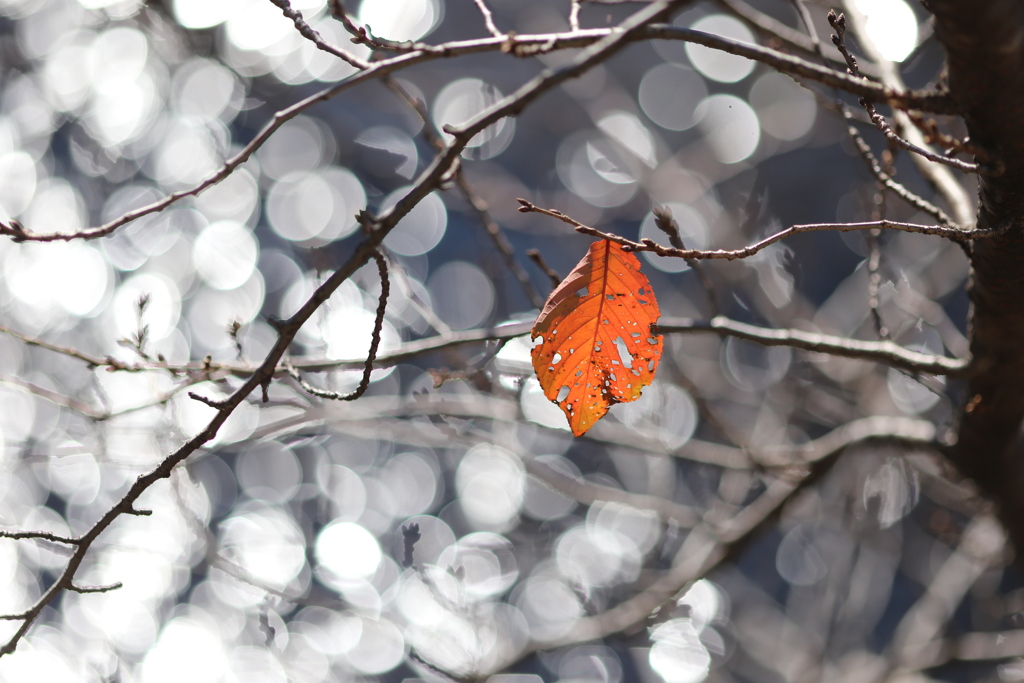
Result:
[825, 9, 981, 181]
[0, 610, 31, 622]
[653, 205, 721, 316]
[842, 116, 963, 228]
[0, 324, 131, 370]
[0, 375, 105, 420]
[526, 248, 562, 289]
[714, 0, 877, 74]
[524, 456, 699, 527]
[455, 175, 547, 309]
[643, 25, 954, 113]
[569, 0, 582, 31]
[68, 582, 123, 594]
[655, 316, 969, 376]
[518, 199, 985, 252]
[268, 0, 369, 68]
[472, 0, 503, 37]
[0, 529, 79, 545]
[286, 251, 389, 401]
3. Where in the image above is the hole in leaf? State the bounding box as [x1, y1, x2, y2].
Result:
[556, 385, 570, 403]
[552, 353, 562, 364]
[576, 286, 589, 297]
[614, 336, 633, 368]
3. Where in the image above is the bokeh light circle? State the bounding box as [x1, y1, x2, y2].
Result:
[427, 260, 495, 330]
[639, 63, 708, 131]
[853, 0, 918, 62]
[193, 220, 258, 290]
[316, 521, 382, 580]
[695, 94, 760, 163]
[749, 72, 817, 141]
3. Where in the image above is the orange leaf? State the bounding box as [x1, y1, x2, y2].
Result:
[531, 239, 663, 436]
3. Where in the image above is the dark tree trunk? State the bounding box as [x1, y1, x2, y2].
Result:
[930, 0, 1024, 559]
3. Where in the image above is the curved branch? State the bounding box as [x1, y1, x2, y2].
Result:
[642, 25, 954, 113]
[286, 251, 389, 402]
[713, 0, 879, 75]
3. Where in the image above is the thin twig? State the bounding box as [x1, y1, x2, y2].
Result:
[268, 0, 369, 68]
[457, 176, 546, 309]
[867, 148, 892, 340]
[864, 107, 982, 174]
[0, 325, 132, 370]
[866, 227, 889, 339]
[472, 0, 503, 37]
[286, 251, 389, 401]
[526, 248, 562, 289]
[842, 116, 960, 228]
[0, 375, 105, 420]
[0, 529, 80, 545]
[653, 205, 721, 316]
[569, 0, 583, 31]
[904, 110, 990, 164]
[716, 0, 876, 75]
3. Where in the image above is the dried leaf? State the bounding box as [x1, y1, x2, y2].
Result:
[531, 239, 663, 436]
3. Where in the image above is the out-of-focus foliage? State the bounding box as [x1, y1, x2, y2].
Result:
[0, 0, 1013, 682]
